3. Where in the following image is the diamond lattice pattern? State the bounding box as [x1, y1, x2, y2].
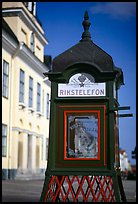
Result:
[44, 175, 116, 202]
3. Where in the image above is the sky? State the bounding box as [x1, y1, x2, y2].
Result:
[36, 2, 136, 165]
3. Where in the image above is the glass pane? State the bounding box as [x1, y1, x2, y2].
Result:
[3, 125, 7, 135]
[3, 61, 9, 97]
[3, 86, 7, 97]
[19, 92, 24, 102]
[66, 114, 98, 159]
[29, 77, 33, 88]
[20, 70, 24, 82]
[20, 83, 23, 92]
[29, 97, 32, 107]
[2, 137, 6, 146]
[3, 75, 7, 85]
[37, 96, 40, 111]
[46, 93, 49, 119]
[4, 61, 9, 75]
[37, 83, 39, 92]
[2, 148, 6, 157]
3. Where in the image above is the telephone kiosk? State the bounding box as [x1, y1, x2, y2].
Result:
[40, 11, 133, 202]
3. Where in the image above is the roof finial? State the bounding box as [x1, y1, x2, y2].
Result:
[80, 11, 92, 42]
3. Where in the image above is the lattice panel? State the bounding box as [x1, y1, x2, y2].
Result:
[44, 175, 116, 202]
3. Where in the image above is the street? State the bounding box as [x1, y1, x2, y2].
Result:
[2, 179, 136, 202]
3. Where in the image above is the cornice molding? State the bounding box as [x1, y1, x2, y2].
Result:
[2, 30, 50, 81]
[2, 8, 48, 45]
[2, 29, 18, 55]
[12, 127, 44, 138]
[19, 42, 49, 77]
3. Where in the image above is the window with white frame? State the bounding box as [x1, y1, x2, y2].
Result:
[2, 60, 9, 98]
[37, 82, 41, 112]
[42, 89, 45, 114]
[19, 69, 25, 103]
[46, 138, 49, 160]
[28, 76, 33, 107]
[30, 32, 35, 53]
[46, 93, 50, 119]
[2, 124, 7, 157]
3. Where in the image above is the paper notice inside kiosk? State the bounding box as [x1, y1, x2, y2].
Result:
[66, 114, 99, 159]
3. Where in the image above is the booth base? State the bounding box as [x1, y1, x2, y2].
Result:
[40, 174, 126, 202]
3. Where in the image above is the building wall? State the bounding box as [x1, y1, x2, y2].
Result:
[2, 2, 43, 34]
[120, 151, 132, 179]
[2, 2, 50, 180]
[3, 16, 44, 62]
[2, 49, 12, 172]
[12, 56, 51, 172]
[3, 2, 47, 63]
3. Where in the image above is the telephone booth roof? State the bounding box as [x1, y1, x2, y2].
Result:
[52, 40, 114, 73]
[47, 11, 124, 87]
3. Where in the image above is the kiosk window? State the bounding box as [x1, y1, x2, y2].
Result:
[64, 111, 100, 160]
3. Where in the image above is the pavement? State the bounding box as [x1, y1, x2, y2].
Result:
[122, 180, 136, 202]
[2, 179, 136, 202]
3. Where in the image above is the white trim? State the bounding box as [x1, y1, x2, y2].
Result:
[19, 102, 26, 109]
[2, 8, 48, 45]
[36, 111, 43, 117]
[28, 107, 35, 113]
[2, 30, 18, 54]
[12, 127, 43, 138]
[19, 43, 49, 76]
[43, 77, 49, 82]
[2, 31, 50, 81]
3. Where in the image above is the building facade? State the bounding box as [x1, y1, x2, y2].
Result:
[2, 2, 51, 179]
[120, 149, 132, 179]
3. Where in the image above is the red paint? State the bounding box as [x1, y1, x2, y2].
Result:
[44, 175, 116, 202]
[57, 105, 107, 167]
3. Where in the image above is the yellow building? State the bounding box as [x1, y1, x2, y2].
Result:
[2, 2, 51, 179]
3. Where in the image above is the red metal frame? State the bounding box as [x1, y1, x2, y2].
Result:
[57, 105, 107, 167]
[114, 111, 119, 165]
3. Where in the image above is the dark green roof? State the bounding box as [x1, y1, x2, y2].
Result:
[52, 41, 114, 73]
[52, 11, 114, 73]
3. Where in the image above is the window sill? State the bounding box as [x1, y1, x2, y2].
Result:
[19, 102, 26, 109]
[2, 95, 8, 100]
[28, 107, 35, 113]
[41, 113, 46, 117]
[36, 111, 42, 117]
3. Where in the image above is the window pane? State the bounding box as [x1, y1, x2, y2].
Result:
[3, 86, 7, 97]
[37, 83, 41, 111]
[3, 60, 9, 98]
[2, 138, 6, 146]
[20, 70, 24, 81]
[19, 69, 24, 102]
[2, 124, 7, 157]
[3, 75, 7, 85]
[30, 32, 35, 53]
[46, 138, 49, 160]
[2, 148, 6, 157]
[46, 93, 50, 119]
[3, 61, 9, 74]
[2, 124, 7, 135]
[29, 77, 33, 107]
[42, 89, 44, 114]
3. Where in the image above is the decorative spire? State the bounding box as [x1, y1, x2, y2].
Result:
[80, 11, 92, 42]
